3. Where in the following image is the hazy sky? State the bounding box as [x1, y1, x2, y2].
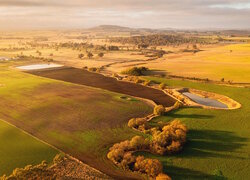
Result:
[0, 0, 250, 30]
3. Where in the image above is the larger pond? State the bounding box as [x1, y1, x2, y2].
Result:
[17, 63, 63, 70]
[183, 92, 228, 108]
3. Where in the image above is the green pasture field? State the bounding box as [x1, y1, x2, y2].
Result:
[141, 76, 250, 179]
[0, 120, 58, 176]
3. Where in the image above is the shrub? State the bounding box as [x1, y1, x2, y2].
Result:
[150, 120, 187, 155]
[98, 52, 104, 58]
[88, 67, 97, 72]
[159, 83, 166, 89]
[120, 152, 136, 169]
[130, 136, 149, 150]
[87, 52, 93, 59]
[143, 80, 151, 86]
[154, 105, 165, 116]
[134, 78, 144, 84]
[172, 101, 182, 110]
[156, 173, 172, 180]
[78, 53, 84, 59]
[134, 156, 163, 177]
[121, 67, 149, 76]
[128, 118, 148, 130]
[53, 153, 65, 164]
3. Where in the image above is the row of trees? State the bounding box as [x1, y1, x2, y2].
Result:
[78, 52, 104, 59]
[107, 136, 165, 178]
[110, 34, 211, 46]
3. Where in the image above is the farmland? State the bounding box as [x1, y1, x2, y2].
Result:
[0, 28, 249, 179]
[0, 60, 153, 179]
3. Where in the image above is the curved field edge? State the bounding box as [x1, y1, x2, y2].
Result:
[0, 64, 153, 179]
[141, 76, 250, 179]
[0, 119, 58, 176]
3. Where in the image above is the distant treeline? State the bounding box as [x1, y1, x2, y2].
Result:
[110, 34, 212, 46]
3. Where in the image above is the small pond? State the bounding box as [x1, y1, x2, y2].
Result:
[183, 92, 228, 108]
[17, 63, 63, 70]
[0, 56, 11, 61]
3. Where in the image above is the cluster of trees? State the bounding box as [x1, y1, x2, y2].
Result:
[78, 52, 104, 59]
[150, 120, 187, 155]
[128, 117, 149, 131]
[121, 67, 149, 76]
[107, 136, 164, 177]
[108, 119, 187, 178]
[154, 105, 165, 116]
[110, 34, 210, 46]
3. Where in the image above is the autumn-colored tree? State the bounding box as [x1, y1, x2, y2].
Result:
[78, 53, 84, 59]
[154, 105, 165, 116]
[134, 156, 163, 177]
[159, 83, 166, 89]
[156, 173, 172, 180]
[98, 52, 104, 58]
[87, 52, 93, 59]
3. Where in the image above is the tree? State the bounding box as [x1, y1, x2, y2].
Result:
[156, 173, 172, 180]
[78, 53, 84, 59]
[159, 83, 166, 90]
[98, 52, 104, 58]
[154, 105, 165, 116]
[87, 52, 93, 59]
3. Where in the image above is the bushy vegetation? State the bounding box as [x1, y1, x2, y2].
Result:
[108, 119, 187, 178]
[128, 117, 149, 131]
[159, 82, 166, 89]
[143, 80, 151, 86]
[121, 67, 149, 76]
[150, 120, 187, 155]
[110, 34, 211, 46]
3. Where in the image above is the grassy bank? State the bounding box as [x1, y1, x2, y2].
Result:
[0, 120, 58, 176]
[141, 76, 250, 179]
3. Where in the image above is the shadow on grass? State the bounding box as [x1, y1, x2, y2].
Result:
[179, 129, 247, 159]
[164, 165, 227, 180]
[167, 113, 214, 119]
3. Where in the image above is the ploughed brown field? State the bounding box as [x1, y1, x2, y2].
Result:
[29, 67, 176, 107]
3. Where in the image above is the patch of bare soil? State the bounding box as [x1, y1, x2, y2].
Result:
[29, 67, 176, 107]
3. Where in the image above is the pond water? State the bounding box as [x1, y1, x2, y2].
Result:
[0, 56, 11, 61]
[17, 63, 63, 70]
[183, 92, 228, 108]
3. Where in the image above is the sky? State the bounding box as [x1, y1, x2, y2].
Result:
[0, 0, 250, 30]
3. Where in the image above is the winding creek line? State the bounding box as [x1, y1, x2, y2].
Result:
[29, 67, 176, 107]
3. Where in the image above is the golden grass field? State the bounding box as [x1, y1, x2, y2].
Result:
[111, 44, 250, 83]
[1, 31, 249, 83]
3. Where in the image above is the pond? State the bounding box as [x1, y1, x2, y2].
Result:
[17, 63, 63, 70]
[0, 56, 11, 61]
[183, 92, 228, 108]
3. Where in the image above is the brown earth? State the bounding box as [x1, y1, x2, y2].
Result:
[29, 67, 176, 107]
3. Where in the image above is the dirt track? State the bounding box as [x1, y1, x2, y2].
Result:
[30, 67, 176, 107]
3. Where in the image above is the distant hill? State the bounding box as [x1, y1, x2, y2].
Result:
[87, 25, 250, 37]
[89, 25, 132, 32]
